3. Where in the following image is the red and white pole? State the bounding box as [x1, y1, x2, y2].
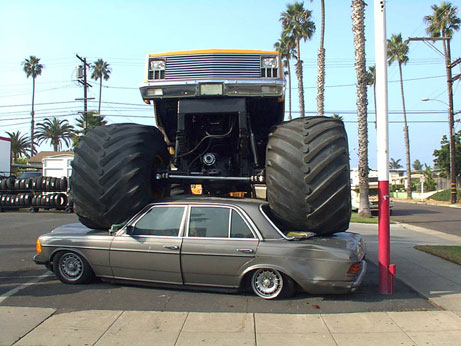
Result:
[374, 0, 394, 294]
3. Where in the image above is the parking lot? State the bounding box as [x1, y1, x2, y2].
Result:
[0, 210, 438, 314]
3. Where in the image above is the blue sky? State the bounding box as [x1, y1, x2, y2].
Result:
[1, 0, 460, 169]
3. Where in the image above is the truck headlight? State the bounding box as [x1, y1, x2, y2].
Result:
[261, 57, 278, 69]
[149, 59, 166, 80]
[150, 59, 165, 70]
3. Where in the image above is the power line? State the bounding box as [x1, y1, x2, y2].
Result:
[0, 100, 80, 108]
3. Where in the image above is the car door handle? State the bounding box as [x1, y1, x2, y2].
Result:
[163, 245, 179, 250]
[237, 248, 254, 253]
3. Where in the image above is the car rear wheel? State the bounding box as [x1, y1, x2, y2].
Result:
[250, 268, 295, 299]
[53, 251, 93, 284]
[265, 116, 351, 235]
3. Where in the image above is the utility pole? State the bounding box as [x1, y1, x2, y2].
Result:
[76, 55, 93, 131]
[406, 37, 459, 204]
[374, 0, 394, 294]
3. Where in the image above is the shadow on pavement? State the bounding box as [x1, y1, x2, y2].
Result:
[1, 262, 439, 314]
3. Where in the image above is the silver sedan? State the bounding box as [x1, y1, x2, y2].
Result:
[34, 197, 366, 299]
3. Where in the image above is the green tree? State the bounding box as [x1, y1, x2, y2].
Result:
[274, 35, 296, 120]
[366, 65, 376, 129]
[280, 1, 316, 118]
[91, 59, 112, 116]
[424, 2, 460, 203]
[413, 159, 423, 171]
[22, 56, 43, 156]
[6, 131, 30, 162]
[388, 33, 411, 199]
[331, 113, 343, 121]
[433, 131, 461, 177]
[35, 117, 75, 151]
[423, 164, 437, 191]
[72, 112, 108, 147]
[389, 158, 403, 169]
[424, 2, 460, 39]
[352, 0, 370, 217]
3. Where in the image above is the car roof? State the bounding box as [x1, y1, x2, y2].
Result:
[155, 195, 267, 207]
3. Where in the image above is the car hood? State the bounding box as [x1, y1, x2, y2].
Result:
[48, 223, 109, 237]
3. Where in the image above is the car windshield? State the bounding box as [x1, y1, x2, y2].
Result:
[260, 205, 315, 239]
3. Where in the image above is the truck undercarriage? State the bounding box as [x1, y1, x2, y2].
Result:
[70, 50, 351, 235]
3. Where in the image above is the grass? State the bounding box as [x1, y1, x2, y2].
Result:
[350, 212, 379, 224]
[350, 212, 396, 224]
[414, 245, 461, 265]
[429, 189, 461, 203]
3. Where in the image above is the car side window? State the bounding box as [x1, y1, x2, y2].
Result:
[188, 207, 229, 238]
[132, 206, 185, 236]
[230, 210, 254, 238]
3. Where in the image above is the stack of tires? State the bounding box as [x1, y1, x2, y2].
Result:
[0, 176, 70, 212]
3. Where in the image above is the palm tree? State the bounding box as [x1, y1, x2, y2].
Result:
[72, 112, 108, 147]
[274, 35, 296, 120]
[35, 118, 75, 151]
[6, 131, 30, 162]
[280, 2, 316, 118]
[424, 2, 460, 39]
[91, 59, 112, 116]
[387, 33, 411, 199]
[331, 113, 343, 121]
[366, 65, 377, 129]
[22, 56, 43, 157]
[352, 0, 371, 218]
[316, 0, 326, 116]
[424, 2, 460, 203]
[389, 158, 403, 169]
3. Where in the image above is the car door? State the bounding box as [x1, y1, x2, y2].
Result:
[109, 205, 186, 284]
[181, 206, 259, 287]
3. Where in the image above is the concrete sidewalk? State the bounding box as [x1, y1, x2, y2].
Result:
[2, 308, 461, 346]
[355, 222, 461, 316]
[2, 222, 461, 345]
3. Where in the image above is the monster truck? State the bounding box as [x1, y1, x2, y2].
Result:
[70, 49, 351, 235]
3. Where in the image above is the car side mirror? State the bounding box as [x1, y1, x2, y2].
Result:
[109, 222, 127, 234]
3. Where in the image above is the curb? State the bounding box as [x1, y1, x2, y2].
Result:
[393, 199, 461, 209]
[393, 221, 461, 242]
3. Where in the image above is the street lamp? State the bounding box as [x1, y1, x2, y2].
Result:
[422, 97, 458, 203]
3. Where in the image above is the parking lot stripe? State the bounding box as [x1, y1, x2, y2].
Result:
[0, 272, 50, 304]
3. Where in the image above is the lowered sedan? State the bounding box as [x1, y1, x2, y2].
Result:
[34, 197, 366, 299]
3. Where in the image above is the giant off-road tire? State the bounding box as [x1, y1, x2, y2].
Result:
[70, 124, 169, 229]
[266, 117, 351, 235]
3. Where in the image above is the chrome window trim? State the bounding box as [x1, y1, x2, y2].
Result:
[227, 208, 232, 238]
[185, 204, 260, 240]
[230, 209, 255, 240]
[258, 204, 291, 240]
[127, 205, 187, 238]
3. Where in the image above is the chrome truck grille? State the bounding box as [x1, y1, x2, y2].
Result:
[164, 54, 262, 80]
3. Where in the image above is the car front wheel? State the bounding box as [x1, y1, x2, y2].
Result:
[250, 268, 295, 299]
[53, 251, 93, 284]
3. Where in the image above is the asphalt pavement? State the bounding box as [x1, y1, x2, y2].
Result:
[0, 211, 435, 314]
[391, 200, 461, 236]
[1, 212, 461, 345]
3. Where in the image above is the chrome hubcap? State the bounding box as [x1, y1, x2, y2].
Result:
[253, 269, 283, 299]
[60, 253, 83, 281]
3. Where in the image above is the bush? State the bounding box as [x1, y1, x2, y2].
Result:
[429, 189, 461, 202]
[390, 184, 405, 192]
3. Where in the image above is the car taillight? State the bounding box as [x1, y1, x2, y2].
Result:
[347, 262, 362, 274]
[36, 238, 42, 254]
